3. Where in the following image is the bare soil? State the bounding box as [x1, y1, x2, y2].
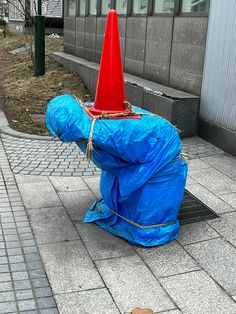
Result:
[0, 34, 93, 135]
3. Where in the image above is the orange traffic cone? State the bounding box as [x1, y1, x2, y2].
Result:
[88, 10, 131, 117]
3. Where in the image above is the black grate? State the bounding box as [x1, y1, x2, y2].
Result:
[178, 190, 219, 225]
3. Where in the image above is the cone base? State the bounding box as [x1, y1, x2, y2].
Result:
[86, 106, 141, 120]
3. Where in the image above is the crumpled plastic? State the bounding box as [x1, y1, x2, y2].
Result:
[46, 94, 188, 246]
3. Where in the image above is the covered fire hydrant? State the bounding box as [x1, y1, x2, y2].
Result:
[46, 10, 187, 247]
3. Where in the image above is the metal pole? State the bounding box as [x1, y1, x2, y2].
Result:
[34, 0, 45, 76]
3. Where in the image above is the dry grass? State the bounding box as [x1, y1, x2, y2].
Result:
[0, 34, 93, 135]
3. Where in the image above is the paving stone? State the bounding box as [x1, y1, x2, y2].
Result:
[0, 272, 11, 282]
[55, 288, 119, 314]
[0, 281, 13, 292]
[31, 278, 49, 288]
[37, 296, 56, 309]
[83, 176, 101, 198]
[220, 193, 236, 210]
[177, 221, 220, 245]
[10, 263, 27, 272]
[14, 279, 31, 290]
[208, 212, 236, 247]
[0, 301, 17, 313]
[186, 184, 235, 214]
[0, 291, 15, 302]
[15, 174, 49, 184]
[16, 289, 34, 301]
[190, 168, 236, 195]
[39, 240, 104, 294]
[12, 271, 29, 281]
[185, 176, 197, 187]
[35, 287, 52, 298]
[9, 255, 24, 264]
[136, 241, 199, 278]
[75, 222, 135, 260]
[17, 181, 62, 209]
[27, 207, 79, 244]
[18, 299, 36, 311]
[204, 155, 236, 178]
[58, 190, 96, 221]
[40, 308, 59, 314]
[185, 238, 236, 295]
[49, 176, 88, 192]
[0, 264, 9, 273]
[95, 255, 175, 313]
[159, 270, 236, 313]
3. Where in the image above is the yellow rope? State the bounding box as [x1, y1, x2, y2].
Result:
[108, 208, 176, 229]
[76, 98, 182, 161]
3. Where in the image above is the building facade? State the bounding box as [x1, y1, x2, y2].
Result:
[8, 0, 63, 32]
[61, 0, 236, 156]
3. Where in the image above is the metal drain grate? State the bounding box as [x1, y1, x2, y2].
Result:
[178, 190, 219, 225]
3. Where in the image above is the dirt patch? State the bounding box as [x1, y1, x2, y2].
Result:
[0, 34, 93, 135]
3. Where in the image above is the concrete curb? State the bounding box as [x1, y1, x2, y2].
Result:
[0, 110, 57, 141]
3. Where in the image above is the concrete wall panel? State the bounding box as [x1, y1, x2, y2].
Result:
[125, 17, 147, 76]
[75, 18, 85, 58]
[169, 17, 208, 96]
[84, 17, 97, 61]
[144, 17, 173, 85]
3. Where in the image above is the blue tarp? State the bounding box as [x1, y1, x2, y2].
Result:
[46, 94, 188, 247]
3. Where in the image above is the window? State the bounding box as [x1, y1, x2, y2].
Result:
[154, 0, 175, 14]
[67, 0, 76, 16]
[102, 0, 112, 15]
[132, 0, 148, 15]
[79, 0, 86, 16]
[181, 0, 210, 13]
[115, 0, 128, 14]
[89, 0, 97, 15]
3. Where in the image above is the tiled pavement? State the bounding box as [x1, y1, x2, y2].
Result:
[1, 132, 236, 313]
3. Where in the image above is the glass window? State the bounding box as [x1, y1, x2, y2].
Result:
[68, 0, 76, 16]
[115, 0, 128, 14]
[154, 0, 175, 14]
[89, 0, 97, 15]
[79, 0, 86, 15]
[182, 0, 210, 13]
[102, 0, 112, 14]
[132, 0, 148, 14]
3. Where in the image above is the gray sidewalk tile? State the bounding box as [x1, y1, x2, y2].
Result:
[136, 241, 200, 278]
[75, 222, 135, 260]
[27, 207, 79, 244]
[187, 159, 211, 172]
[18, 299, 36, 311]
[185, 238, 236, 295]
[34, 287, 53, 298]
[0, 291, 15, 302]
[159, 270, 236, 313]
[204, 155, 236, 178]
[220, 193, 236, 210]
[39, 240, 104, 294]
[83, 176, 101, 198]
[37, 296, 56, 309]
[155, 311, 181, 314]
[177, 221, 220, 245]
[58, 190, 96, 222]
[208, 212, 236, 247]
[16, 289, 34, 301]
[0, 302, 17, 313]
[49, 176, 88, 192]
[190, 168, 236, 195]
[55, 288, 120, 314]
[186, 176, 197, 187]
[95, 255, 175, 313]
[186, 184, 235, 214]
[0, 281, 13, 292]
[17, 182, 62, 209]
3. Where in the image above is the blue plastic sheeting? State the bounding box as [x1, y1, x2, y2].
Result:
[46, 94, 188, 247]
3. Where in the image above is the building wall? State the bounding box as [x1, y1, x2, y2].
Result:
[63, 1, 209, 96]
[199, 0, 236, 155]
